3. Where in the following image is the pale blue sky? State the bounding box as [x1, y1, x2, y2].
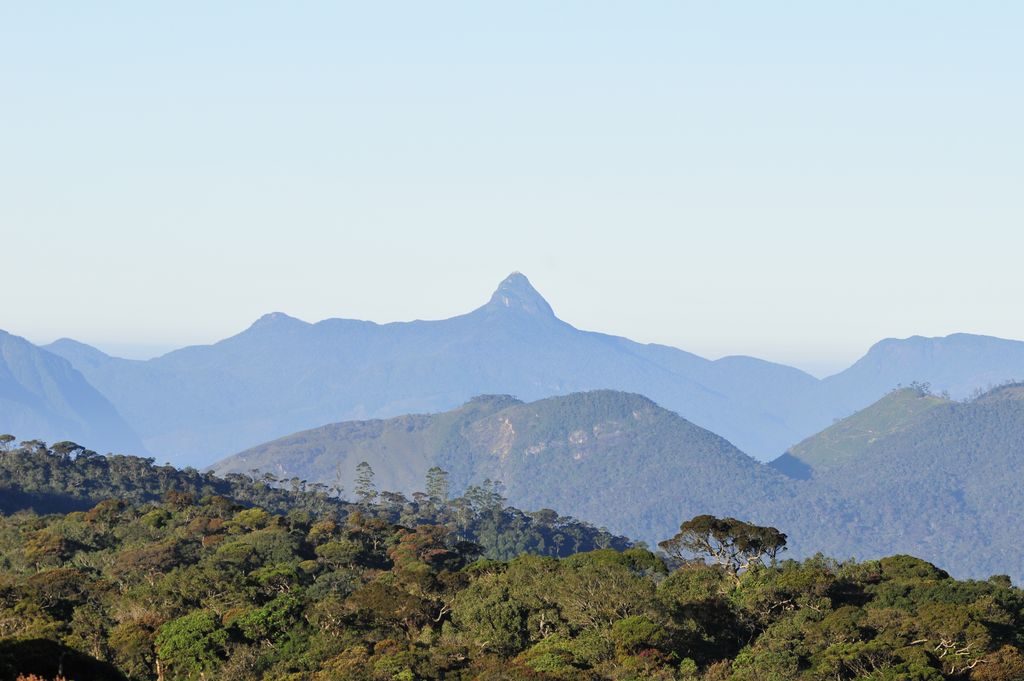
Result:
[2, 3, 1021, 375]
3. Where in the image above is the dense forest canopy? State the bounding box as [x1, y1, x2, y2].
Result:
[0, 440, 628, 562]
[1, 439, 1023, 680]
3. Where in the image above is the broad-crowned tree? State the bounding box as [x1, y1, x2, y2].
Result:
[659, 515, 786, 583]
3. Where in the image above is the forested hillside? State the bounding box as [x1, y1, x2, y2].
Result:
[213, 391, 792, 549]
[778, 386, 951, 474]
[215, 388, 1024, 582]
[768, 383, 1024, 581]
[1, 441, 1023, 680]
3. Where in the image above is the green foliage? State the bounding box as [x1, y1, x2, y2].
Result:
[775, 385, 1024, 581]
[155, 611, 229, 679]
[425, 466, 449, 506]
[218, 386, 1024, 585]
[610, 615, 667, 655]
[212, 389, 791, 556]
[0, 441, 630, 561]
[1, 442, 1024, 680]
[659, 515, 787, 580]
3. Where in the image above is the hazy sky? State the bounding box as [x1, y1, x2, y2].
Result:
[2, 3, 1021, 376]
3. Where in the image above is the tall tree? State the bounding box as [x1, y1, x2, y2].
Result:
[425, 466, 450, 506]
[354, 461, 378, 506]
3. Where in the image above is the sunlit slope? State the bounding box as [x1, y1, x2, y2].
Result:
[779, 387, 952, 473]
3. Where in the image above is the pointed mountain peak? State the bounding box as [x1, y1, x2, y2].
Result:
[486, 272, 555, 317]
[248, 312, 308, 331]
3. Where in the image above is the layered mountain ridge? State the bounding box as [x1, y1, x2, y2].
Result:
[13, 272, 1024, 469]
[39, 274, 834, 465]
[0, 330, 144, 454]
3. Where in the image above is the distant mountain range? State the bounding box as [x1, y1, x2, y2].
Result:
[39, 273, 829, 466]
[6, 272, 1019, 467]
[214, 386, 1024, 581]
[0, 330, 143, 454]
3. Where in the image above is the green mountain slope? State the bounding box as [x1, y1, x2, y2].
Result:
[776, 386, 952, 475]
[216, 386, 1024, 582]
[214, 390, 791, 546]
[767, 383, 1024, 580]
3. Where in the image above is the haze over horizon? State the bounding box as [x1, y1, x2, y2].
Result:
[14, 271, 1024, 379]
[3, 4, 1022, 375]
